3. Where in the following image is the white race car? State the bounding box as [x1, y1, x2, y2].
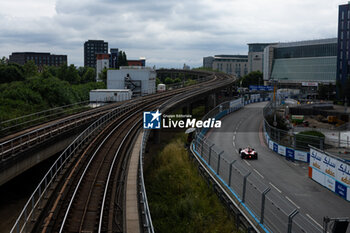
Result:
[238, 147, 258, 160]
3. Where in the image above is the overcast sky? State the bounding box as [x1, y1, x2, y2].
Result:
[0, 0, 345, 68]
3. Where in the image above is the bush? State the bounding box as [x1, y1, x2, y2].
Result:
[295, 131, 325, 149]
[145, 136, 236, 233]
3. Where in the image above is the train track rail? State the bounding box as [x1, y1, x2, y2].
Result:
[0, 74, 215, 163]
[10, 72, 235, 233]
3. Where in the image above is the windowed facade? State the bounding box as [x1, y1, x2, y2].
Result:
[268, 38, 337, 84]
[84, 40, 108, 68]
[9, 52, 67, 67]
[212, 55, 248, 77]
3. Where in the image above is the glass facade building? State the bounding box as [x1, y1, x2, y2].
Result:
[269, 38, 337, 84]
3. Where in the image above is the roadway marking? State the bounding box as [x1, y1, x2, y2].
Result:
[285, 196, 300, 209]
[269, 182, 282, 193]
[253, 168, 264, 179]
[306, 213, 323, 229]
[232, 133, 236, 148]
[243, 160, 251, 166]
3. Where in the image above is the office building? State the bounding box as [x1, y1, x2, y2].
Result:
[109, 48, 119, 69]
[263, 38, 337, 86]
[9, 52, 67, 67]
[212, 55, 248, 77]
[248, 43, 273, 73]
[337, 3, 350, 86]
[203, 56, 214, 69]
[84, 40, 108, 68]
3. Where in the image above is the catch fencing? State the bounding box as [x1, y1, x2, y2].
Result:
[192, 98, 322, 233]
[263, 102, 350, 163]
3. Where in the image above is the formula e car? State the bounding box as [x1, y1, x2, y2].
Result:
[238, 147, 258, 160]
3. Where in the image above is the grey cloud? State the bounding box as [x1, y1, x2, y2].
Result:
[0, 0, 341, 68]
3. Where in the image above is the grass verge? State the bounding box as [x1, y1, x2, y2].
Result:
[145, 132, 237, 233]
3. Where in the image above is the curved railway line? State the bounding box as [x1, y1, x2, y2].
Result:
[9, 72, 235, 233]
[0, 73, 213, 162]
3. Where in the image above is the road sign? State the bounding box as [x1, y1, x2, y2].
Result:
[249, 85, 273, 91]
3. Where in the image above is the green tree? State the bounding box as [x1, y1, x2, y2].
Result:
[57, 63, 80, 84]
[41, 65, 54, 79]
[0, 65, 25, 83]
[98, 67, 108, 84]
[117, 50, 128, 68]
[81, 67, 96, 83]
[23, 60, 38, 78]
[173, 78, 182, 83]
[240, 71, 263, 87]
[164, 77, 173, 84]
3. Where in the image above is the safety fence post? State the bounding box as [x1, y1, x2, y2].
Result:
[242, 172, 251, 203]
[260, 187, 271, 224]
[228, 160, 236, 187]
[217, 151, 224, 175]
[287, 209, 299, 233]
[208, 144, 215, 164]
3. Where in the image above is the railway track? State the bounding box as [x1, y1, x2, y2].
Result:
[10, 72, 235, 233]
[0, 74, 215, 162]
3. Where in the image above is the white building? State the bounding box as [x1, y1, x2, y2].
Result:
[107, 66, 156, 96]
[96, 54, 109, 81]
[89, 89, 132, 102]
[212, 55, 248, 77]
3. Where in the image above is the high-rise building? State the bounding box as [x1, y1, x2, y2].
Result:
[109, 48, 119, 69]
[337, 3, 350, 86]
[247, 43, 273, 73]
[84, 40, 108, 68]
[9, 52, 67, 67]
[203, 56, 214, 69]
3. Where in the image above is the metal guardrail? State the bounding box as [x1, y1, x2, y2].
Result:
[139, 129, 154, 233]
[0, 100, 90, 134]
[9, 101, 139, 233]
[193, 98, 323, 233]
[0, 103, 112, 161]
[165, 76, 211, 90]
[137, 73, 224, 233]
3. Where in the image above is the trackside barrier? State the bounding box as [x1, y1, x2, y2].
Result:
[10, 101, 141, 233]
[263, 101, 350, 163]
[193, 97, 323, 233]
[309, 146, 350, 202]
[0, 100, 90, 134]
[139, 129, 155, 233]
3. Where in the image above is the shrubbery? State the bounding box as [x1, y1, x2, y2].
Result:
[0, 62, 105, 121]
[295, 131, 325, 149]
[145, 135, 236, 233]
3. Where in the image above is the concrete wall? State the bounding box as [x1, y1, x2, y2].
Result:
[0, 134, 77, 186]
